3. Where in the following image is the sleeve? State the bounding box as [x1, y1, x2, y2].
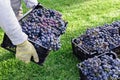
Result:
[0, 0, 28, 45]
[23, 0, 38, 8]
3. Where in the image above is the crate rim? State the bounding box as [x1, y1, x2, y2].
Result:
[28, 39, 51, 51]
[72, 38, 90, 55]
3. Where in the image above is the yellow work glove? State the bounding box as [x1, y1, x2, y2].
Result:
[16, 40, 39, 63]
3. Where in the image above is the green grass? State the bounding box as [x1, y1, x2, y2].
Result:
[0, 0, 120, 80]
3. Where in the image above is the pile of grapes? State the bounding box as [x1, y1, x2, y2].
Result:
[20, 6, 67, 50]
[74, 21, 120, 54]
[78, 52, 120, 80]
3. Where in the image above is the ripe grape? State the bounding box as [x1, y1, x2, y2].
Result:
[78, 53, 120, 80]
[74, 21, 120, 55]
[20, 6, 67, 50]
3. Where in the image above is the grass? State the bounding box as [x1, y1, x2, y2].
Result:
[0, 0, 120, 80]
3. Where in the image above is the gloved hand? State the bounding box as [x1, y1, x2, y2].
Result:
[16, 40, 39, 63]
[23, 0, 38, 8]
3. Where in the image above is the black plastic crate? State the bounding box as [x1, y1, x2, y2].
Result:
[1, 34, 50, 65]
[72, 37, 120, 61]
[72, 38, 99, 61]
[0, 4, 52, 65]
[112, 46, 120, 57]
[1, 2, 68, 65]
[78, 51, 118, 80]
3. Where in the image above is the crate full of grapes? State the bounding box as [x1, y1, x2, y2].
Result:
[77, 51, 120, 80]
[72, 21, 120, 61]
[1, 3, 68, 65]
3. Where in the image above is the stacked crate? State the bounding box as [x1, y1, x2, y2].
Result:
[72, 21, 120, 80]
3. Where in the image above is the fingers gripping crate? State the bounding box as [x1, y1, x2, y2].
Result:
[1, 34, 50, 65]
[1, 4, 50, 65]
[1, 3, 68, 65]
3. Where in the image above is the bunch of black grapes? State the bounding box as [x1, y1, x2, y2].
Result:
[74, 21, 120, 54]
[20, 7, 67, 50]
[78, 53, 120, 80]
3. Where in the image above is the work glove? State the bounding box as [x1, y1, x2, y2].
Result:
[16, 40, 39, 63]
[23, 0, 38, 8]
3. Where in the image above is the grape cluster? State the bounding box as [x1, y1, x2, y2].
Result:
[78, 53, 120, 80]
[74, 21, 120, 54]
[20, 7, 67, 50]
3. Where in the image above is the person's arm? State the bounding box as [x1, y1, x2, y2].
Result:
[0, 0, 39, 63]
[23, 0, 38, 8]
[0, 0, 27, 45]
